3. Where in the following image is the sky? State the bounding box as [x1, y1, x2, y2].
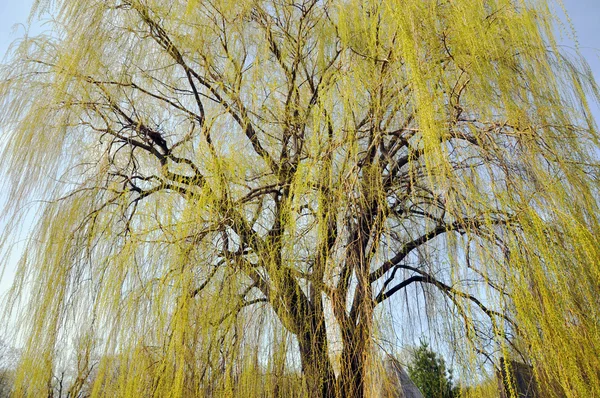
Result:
[0, 0, 599, 332]
[562, 0, 600, 70]
[0, 3, 35, 56]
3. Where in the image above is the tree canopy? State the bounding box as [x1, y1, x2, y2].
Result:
[1, 0, 599, 397]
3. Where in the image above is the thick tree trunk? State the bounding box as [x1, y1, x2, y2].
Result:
[266, 267, 337, 397]
[337, 277, 374, 398]
[338, 327, 368, 398]
[297, 325, 337, 398]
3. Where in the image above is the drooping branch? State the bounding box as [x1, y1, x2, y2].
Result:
[373, 264, 517, 332]
[127, 0, 277, 170]
[370, 215, 513, 284]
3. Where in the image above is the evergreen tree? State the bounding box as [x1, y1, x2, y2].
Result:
[408, 341, 456, 398]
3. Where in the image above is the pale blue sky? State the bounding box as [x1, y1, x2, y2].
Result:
[560, 0, 600, 116]
[0, 2, 34, 56]
[563, 0, 600, 66]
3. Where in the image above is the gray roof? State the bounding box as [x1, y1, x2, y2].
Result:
[382, 357, 424, 398]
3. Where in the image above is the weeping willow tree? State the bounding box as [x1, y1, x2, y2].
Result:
[1, 0, 599, 396]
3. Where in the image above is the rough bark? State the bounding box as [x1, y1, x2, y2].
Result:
[297, 322, 337, 398]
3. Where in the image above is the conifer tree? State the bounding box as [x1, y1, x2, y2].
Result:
[408, 341, 456, 398]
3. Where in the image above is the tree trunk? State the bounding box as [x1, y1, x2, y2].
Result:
[338, 327, 368, 398]
[268, 268, 337, 397]
[337, 280, 374, 398]
[295, 294, 337, 398]
[297, 327, 337, 398]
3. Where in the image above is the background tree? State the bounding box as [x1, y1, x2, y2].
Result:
[0, 340, 18, 398]
[407, 341, 456, 398]
[0, 369, 13, 398]
[1, 0, 599, 397]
